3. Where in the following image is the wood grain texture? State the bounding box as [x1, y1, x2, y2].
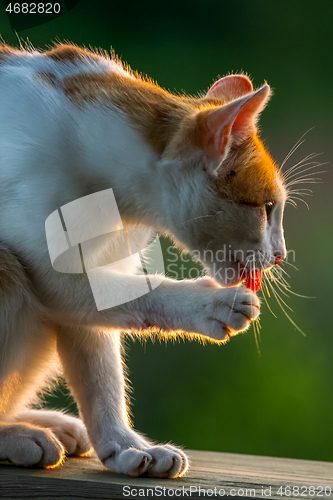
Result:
[0, 450, 332, 499]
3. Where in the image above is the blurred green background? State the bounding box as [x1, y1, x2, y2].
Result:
[1, 0, 332, 462]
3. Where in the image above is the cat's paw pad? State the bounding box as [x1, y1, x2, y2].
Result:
[3, 423, 65, 468]
[146, 444, 188, 478]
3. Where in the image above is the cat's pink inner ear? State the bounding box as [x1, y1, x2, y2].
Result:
[197, 83, 271, 160]
[207, 75, 253, 101]
[197, 103, 240, 160]
[232, 83, 271, 134]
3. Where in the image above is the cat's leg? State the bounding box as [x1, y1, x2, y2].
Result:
[0, 299, 65, 466]
[45, 269, 260, 342]
[0, 245, 90, 466]
[57, 326, 188, 478]
[0, 321, 91, 466]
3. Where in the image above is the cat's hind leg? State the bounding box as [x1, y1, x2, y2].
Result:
[0, 245, 90, 466]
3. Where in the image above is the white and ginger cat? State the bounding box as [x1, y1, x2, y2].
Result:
[0, 44, 286, 478]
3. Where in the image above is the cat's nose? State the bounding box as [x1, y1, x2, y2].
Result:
[274, 250, 286, 264]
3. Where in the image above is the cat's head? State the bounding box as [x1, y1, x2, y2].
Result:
[159, 75, 286, 289]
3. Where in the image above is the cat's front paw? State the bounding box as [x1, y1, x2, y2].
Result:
[145, 444, 188, 478]
[198, 285, 260, 341]
[99, 439, 188, 478]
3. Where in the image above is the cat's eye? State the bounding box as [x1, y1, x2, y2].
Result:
[265, 201, 275, 218]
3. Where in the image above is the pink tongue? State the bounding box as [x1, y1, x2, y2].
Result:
[245, 269, 262, 293]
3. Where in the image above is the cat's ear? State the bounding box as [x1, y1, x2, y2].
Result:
[197, 83, 271, 162]
[206, 74, 253, 101]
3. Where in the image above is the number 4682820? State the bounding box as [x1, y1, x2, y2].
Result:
[276, 486, 332, 497]
[5, 3, 61, 14]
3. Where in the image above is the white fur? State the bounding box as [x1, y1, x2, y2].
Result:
[0, 48, 283, 477]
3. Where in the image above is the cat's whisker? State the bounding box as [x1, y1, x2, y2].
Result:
[267, 279, 306, 336]
[284, 161, 327, 181]
[284, 157, 324, 172]
[270, 265, 287, 282]
[286, 171, 325, 184]
[270, 267, 315, 299]
[278, 286, 314, 300]
[268, 265, 314, 310]
[280, 127, 315, 170]
[286, 177, 324, 188]
[272, 278, 291, 294]
[281, 260, 299, 271]
[253, 318, 261, 355]
[288, 167, 326, 178]
[286, 199, 297, 207]
[260, 272, 277, 318]
[283, 153, 323, 178]
[287, 189, 313, 197]
[284, 150, 322, 171]
[284, 159, 322, 178]
[273, 263, 290, 279]
[268, 273, 291, 299]
[271, 267, 291, 287]
[266, 270, 294, 312]
[266, 269, 294, 311]
[280, 140, 306, 170]
[287, 196, 310, 210]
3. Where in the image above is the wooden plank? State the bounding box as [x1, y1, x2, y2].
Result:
[0, 450, 332, 499]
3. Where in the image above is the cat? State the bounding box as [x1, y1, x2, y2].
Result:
[0, 43, 286, 478]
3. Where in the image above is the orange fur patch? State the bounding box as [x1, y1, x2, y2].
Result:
[0, 44, 20, 62]
[62, 71, 214, 155]
[35, 71, 58, 87]
[45, 44, 100, 64]
[216, 135, 282, 205]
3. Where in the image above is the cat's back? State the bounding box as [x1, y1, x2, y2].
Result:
[0, 43, 128, 106]
[0, 43, 128, 79]
[0, 43, 131, 185]
[0, 45, 130, 245]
